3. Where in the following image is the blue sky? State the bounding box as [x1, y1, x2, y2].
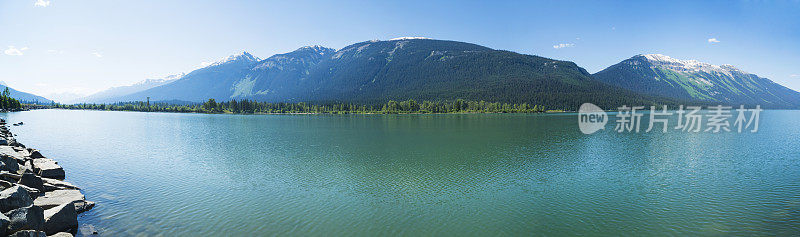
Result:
[1, 0, 799, 101]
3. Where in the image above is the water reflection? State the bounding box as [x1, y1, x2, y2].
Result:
[1, 110, 798, 236]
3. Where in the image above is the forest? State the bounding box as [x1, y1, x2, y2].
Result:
[0, 88, 23, 111]
[52, 98, 550, 114]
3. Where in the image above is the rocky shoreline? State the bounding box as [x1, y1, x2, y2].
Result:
[0, 119, 93, 236]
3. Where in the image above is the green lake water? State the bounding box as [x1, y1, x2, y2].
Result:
[3, 109, 799, 236]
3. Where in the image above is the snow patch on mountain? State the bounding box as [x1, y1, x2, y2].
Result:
[333, 46, 355, 59]
[209, 51, 260, 67]
[252, 46, 334, 70]
[230, 76, 256, 98]
[163, 73, 185, 81]
[133, 73, 184, 86]
[299, 45, 331, 55]
[357, 44, 370, 53]
[389, 37, 431, 41]
[638, 54, 747, 77]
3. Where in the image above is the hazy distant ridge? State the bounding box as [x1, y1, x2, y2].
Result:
[0, 82, 53, 104]
[78, 73, 184, 103]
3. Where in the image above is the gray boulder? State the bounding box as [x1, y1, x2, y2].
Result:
[0, 146, 25, 175]
[20, 160, 34, 175]
[43, 202, 77, 235]
[0, 172, 17, 183]
[33, 190, 92, 213]
[31, 158, 57, 165]
[49, 232, 74, 237]
[0, 186, 33, 213]
[18, 173, 44, 192]
[0, 146, 25, 160]
[0, 171, 22, 182]
[75, 201, 95, 214]
[9, 230, 47, 237]
[41, 184, 64, 193]
[5, 205, 45, 235]
[31, 159, 64, 180]
[28, 150, 45, 159]
[0, 212, 9, 234]
[16, 184, 42, 199]
[9, 141, 23, 148]
[0, 155, 20, 174]
[0, 179, 13, 189]
[41, 178, 79, 192]
[13, 148, 30, 157]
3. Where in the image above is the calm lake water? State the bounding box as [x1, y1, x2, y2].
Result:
[2, 109, 799, 236]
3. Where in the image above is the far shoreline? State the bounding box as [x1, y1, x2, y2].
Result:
[28, 108, 568, 115]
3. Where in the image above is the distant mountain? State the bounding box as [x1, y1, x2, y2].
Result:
[272, 39, 619, 105]
[78, 73, 184, 103]
[102, 39, 680, 109]
[0, 82, 53, 104]
[594, 54, 800, 108]
[111, 52, 259, 103]
[45, 91, 86, 104]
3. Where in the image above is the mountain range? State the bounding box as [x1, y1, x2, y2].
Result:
[32, 38, 800, 109]
[0, 82, 53, 104]
[88, 38, 676, 109]
[594, 54, 800, 108]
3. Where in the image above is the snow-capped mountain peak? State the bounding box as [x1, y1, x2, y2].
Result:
[636, 54, 747, 76]
[251, 46, 335, 71]
[163, 72, 185, 81]
[388, 36, 432, 41]
[209, 51, 260, 67]
[299, 45, 326, 50]
[294, 45, 335, 55]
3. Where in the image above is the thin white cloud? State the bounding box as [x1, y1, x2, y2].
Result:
[47, 49, 65, 54]
[708, 38, 720, 43]
[791, 74, 800, 78]
[92, 52, 103, 58]
[4, 46, 28, 56]
[553, 43, 575, 49]
[34, 0, 51, 7]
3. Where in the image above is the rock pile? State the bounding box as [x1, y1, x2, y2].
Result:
[0, 119, 92, 236]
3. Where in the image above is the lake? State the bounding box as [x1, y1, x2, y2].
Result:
[3, 109, 799, 236]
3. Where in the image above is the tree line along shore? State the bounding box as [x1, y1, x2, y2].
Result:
[50, 98, 557, 114]
[0, 88, 24, 112]
[0, 119, 93, 236]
